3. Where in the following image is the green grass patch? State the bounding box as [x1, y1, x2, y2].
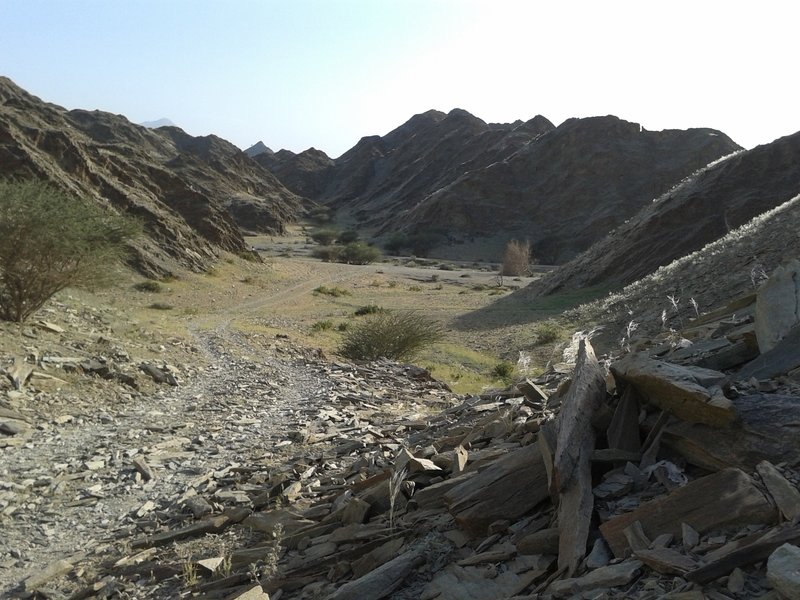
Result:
[419, 343, 503, 394]
[311, 319, 335, 332]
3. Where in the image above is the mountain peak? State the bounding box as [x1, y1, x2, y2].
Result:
[139, 117, 175, 129]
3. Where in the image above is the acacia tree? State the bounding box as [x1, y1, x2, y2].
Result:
[0, 180, 139, 322]
[500, 239, 532, 276]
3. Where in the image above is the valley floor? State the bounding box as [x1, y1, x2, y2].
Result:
[0, 250, 551, 596]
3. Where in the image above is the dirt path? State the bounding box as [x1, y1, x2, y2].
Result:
[0, 261, 369, 596]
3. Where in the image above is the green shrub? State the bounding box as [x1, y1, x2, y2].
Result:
[313, 285, 351, 297]
[312, 246, 342, 262]
[133, 280, 163, 293]
[336, 230, 359, 244]
[310, 206, 332, 223]
[338, 311, 443, 361]
[354, 304, 386, 316]
[0, 180, 139, 322]
[408, 232, 442, 257]
[338, 242, 381, 265]
[337, 322, 349, 331]
[311, 320, 334, 332]
[533, 319, 562, 345]
[310, 228, 339, 245]
[384, 233, 410, 254]
[492, 362, 515, 379]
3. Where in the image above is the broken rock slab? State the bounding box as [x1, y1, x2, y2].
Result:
[599, 468, 777, 557]
[755, 259, 800, 353]
[610, 354, 735, 427]
[548, 559, 642, 597]
[327, 548, 423, 600]
[659, 394, 800, 472]
[443, 443, 550, 537]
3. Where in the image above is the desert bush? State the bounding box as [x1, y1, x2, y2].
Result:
[310, 228, 339, 245]
[311, 320, 334, 332]
[309, 206, 332, 223]
[338, 242, 381, 265]
[500, 239, 531, 276]
[354, 304, 386, 316]
[384, 233, 410, 254]
[133, 280, 163, 293]
[533, 319, 562, 345]
[0, 180, 139, 322]
[492, 361, 515, 379]
[408, 232, 442, 257]
[313, 285, 351, 297]
[336, 230, 359, 244]
[338, 311, 443, 361]
[312, 246, 342, 262]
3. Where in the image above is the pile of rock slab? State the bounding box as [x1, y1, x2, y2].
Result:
[10, 262, 800, 599]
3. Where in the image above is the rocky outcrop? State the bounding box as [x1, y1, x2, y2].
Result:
[0, 77, 308, 275]
[529, 130, 800, 295]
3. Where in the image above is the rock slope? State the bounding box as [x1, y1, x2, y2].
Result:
[528, 129, 800, 296]
[256, 110, 739, 263]
[0, 77, 308, 276]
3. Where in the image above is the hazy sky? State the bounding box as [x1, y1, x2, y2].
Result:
[2, 0, 798, 158]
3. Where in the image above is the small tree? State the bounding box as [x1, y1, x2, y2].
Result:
[310, 228, 339, 245]
[336, 230, 359, 244]
[338, 311, 443, 361]
[384, 232, 409, 254]
[338, 242, 381, 265]
[500, 239, 531, 276]
[0, 180, 139, 322]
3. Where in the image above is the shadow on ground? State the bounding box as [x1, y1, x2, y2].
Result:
[452, 285, 614, 331]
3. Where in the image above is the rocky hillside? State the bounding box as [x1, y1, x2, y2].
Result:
[568, 191, 800, 352]
[255, 110, 739, 263]
[0, 77, 308, 276]
[528, 130, 800, 296]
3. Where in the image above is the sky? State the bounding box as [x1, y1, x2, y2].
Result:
[2, 0, 798, 158]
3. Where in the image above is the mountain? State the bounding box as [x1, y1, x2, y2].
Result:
[244, 141, 272, 157]
[527, 130, 800, 296]
[139, 117, 175, 128]
[263, 109, 740, 262]
[0, 77, 308, 276]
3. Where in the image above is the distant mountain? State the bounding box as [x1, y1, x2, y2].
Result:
[262, 109, 740, 263]
[527, 130, 800, 295]
[244, 141, 273, 157]
[0, 77, 308, 276]
[139, 117, 175, 128]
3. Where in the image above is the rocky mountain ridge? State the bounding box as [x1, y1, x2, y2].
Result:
[0, 77, 308, 276]
[253, 110, 740, 263]
[527, 129, 800, 297]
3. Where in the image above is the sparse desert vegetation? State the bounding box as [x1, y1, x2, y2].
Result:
[0, 180, 139, 322]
